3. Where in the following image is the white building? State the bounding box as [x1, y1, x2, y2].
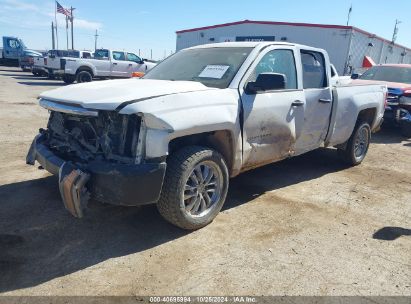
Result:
[176, 20, 411, 75]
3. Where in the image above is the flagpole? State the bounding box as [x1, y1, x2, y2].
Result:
[55, 0, 59, 49]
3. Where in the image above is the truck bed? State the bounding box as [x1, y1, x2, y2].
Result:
[326, 82, 387, 146]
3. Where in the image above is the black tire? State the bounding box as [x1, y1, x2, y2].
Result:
[157, 146, 229, 230]
[338, 122, 371, 166]
[62, 75, 76, 84]
[400, 121, 411, 138]
[76, 70, 93, 83]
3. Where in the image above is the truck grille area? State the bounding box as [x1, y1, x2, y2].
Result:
[45, 111, 141, 164]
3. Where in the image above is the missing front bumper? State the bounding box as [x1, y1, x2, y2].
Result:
[58, 162, 90, 218]
[26, 134, 166, 216]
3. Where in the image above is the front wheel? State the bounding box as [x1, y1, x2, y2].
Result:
[157, 146, 229, 230]
[338, 122, 371, 166]
[400, 121, 411, 138]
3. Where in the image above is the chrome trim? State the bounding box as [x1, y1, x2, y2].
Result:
[39, 99, 99, 117]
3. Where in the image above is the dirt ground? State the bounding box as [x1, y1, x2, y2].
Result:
[0, 67, 410, 296]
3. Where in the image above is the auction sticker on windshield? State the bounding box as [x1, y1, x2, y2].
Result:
[199, 65, 230, 79]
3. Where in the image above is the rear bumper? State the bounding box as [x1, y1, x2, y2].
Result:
[26, 134, 166, 207]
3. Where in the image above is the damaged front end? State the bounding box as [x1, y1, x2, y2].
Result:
[27, 103, 166, 217]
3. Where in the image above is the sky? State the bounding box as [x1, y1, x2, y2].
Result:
[0, 0, 410, 60]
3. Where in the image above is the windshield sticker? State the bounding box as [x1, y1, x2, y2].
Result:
[198, 65, 230, 79]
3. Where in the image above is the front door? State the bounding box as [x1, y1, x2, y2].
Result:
[126, 53, 145, 74]
[5, 38, 21, 59]
[240, 47, 306, 169]
[293, 49, 333, 155]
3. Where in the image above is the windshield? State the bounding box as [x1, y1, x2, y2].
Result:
[143, 47, 252, 89]
[360, 66, 411, 84]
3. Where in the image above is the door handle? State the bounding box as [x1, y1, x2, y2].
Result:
[113, 62, 118, 65]
[319, 98, 332, 103]
[291, 100, 305, 107]
[128, 63, 132, 66]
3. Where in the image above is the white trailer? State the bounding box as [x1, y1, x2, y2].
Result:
[176, 20, 411, 75]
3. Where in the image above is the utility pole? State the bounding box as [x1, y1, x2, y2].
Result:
[51, 22, 55, 49]
[94, 30, 99, 51]
[346, 4, 353, 26]
[66, 16, 69, 50]
[70, 7, 75, 50]
[391, 19, 401, 44]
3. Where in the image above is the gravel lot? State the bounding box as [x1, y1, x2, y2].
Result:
[0, 67, 410, 296]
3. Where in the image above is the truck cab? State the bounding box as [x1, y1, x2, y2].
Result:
[0, 36, 39, 67]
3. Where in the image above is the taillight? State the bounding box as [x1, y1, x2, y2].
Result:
[29, 57, 34, 64]
[44, 58, 47, 65]
[403, 89, 411, 97]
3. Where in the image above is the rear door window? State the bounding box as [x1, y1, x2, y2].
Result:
[112, 51, 126, 61]
[94, 49, 109, 60]
[301, 50, 328, 89]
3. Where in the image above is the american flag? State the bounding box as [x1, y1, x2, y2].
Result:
[56, 1, 71, 17]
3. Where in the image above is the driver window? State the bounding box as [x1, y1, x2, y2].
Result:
[8, 39, 20, 49]
[126, 53, 141, 63]
[248, 49, 297, 90]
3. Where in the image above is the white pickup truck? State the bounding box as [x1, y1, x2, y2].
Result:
[32, 50, 93, 77]
[26, 42, 386, 230]
[61, 49, 156, 84]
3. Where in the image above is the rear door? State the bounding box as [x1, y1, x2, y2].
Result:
[93, 49, 111, 76]
[240, 46, 306, 169]
[111, 51, 132, 77]
[293, 49, 333, 155]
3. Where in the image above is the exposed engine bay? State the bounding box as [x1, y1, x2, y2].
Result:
[44, 111, 142, 164]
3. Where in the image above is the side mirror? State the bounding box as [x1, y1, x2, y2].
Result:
[245, 73, 287, 94]
[351, 73, 360, 79]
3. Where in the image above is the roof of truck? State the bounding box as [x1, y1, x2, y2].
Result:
[188, 41, 296, 49]
[186, 41, 326, 54]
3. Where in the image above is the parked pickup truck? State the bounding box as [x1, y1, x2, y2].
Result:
[33, 49, 93, 78]
[60, 49, 156, 84]
[26, 42, 386, 230]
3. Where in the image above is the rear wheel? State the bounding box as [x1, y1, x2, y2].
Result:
[338, 122, 371, 166]
[157, 146, 229, 230]
[76, 70, 93, 83]
[62, 75, 76, 84]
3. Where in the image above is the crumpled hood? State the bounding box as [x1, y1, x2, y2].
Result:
[39, 79, 215, 110]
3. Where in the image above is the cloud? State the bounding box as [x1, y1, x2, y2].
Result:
[0, 0, 39, 12]
[0, 0, 102, 32]
[50, 13, 102, 31]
